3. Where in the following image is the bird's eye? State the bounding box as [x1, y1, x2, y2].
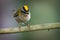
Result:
[22, 11, 25, 13]
[21, 10, 26, 13]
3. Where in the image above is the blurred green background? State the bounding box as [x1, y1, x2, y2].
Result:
[0, 0, 60, 40]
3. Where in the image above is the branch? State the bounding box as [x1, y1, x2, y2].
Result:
[0, 23, 60, 34]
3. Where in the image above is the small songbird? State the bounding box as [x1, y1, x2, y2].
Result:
[13, 4, 31, 29]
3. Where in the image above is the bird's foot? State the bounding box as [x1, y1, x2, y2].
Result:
[19, 26, 21, 31]
[27, 24, 30, 30]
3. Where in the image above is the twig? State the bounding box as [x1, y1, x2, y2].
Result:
[0, 23, 60, 34]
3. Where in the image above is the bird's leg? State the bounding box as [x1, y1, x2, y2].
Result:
[18, 23, 21, 31]
[26, 23, 30, 30]
[19, 25, 21, 31]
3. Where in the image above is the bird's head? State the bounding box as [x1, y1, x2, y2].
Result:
[21, 5, 29, 14]
[14, 5, 30, 17]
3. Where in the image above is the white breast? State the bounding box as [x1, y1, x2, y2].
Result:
[26, 13, 31, 21]
[18, 12, 31, 22]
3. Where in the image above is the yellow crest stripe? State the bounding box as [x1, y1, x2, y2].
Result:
[24, 5, 28, 11]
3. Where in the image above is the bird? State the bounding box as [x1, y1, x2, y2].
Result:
[13, 4, 31, 30]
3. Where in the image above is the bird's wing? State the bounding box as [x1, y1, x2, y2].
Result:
[16, 9, 22, 16]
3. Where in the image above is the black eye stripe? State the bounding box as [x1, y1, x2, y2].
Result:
[21, 9, 29, 14]
[21, 10, 26, 13]
[22, 11, 29, 14]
